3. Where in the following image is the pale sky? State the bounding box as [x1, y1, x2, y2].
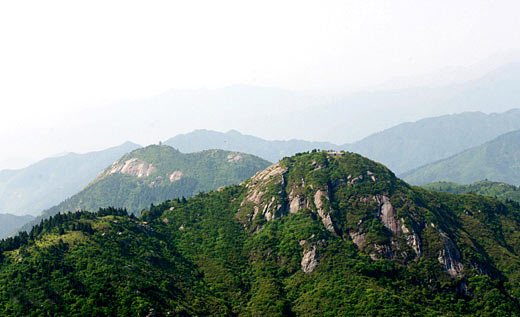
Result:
[1, 0, 520, 169]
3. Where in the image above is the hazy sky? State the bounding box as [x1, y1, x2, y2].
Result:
[1, 0, 520, 169]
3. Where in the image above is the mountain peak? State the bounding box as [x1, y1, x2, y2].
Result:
[238, 151, 398, 236]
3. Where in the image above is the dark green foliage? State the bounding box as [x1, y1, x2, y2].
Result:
[424, 180, 520, 203]
[2, 151, 520, 315]
[0, 208, 226, 316]
[21, 145, 270, 233]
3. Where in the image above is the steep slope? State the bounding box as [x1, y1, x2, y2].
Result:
[0, 142, 141, 216]
[402, 130, 520, 185]
[165, 129, 337, 163]
[423, 180, 520, 203]
[23, 145, 270, 232]
[0, 214, 33, 239]
[0, 208, 226, 316]
[345, 109, 520, 174]
[3, 151, 520, 315]
[155, 151, 520, 315]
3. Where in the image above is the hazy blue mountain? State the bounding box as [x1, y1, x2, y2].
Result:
[344, 109, 520, 174]
[402, 130, 520, 185]
[165, 129, 337, 163]
[165, 109, 520, 175]
[298, 62, 520, 143]
[21, 145, 270, 233]
[0, 213, 33, 239]
[0, 142, 141, 216]
[32, 62, 520, 158]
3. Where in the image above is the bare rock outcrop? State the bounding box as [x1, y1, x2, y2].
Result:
[349, 231, 367, 249]
[301, 245, 318, 273]
[239, 163, 288, 224]
[401, 221, 422, 257]
[375, 195, 400, 235]
[105, 158, 156, 178]
[288, 188, 308, 214]
[314, 189, 336, 234]
[169, 170, 183, 182]
[300, 237, 325, 273]
[438, 231, 464, 277]
[354, 195, 423, 260]
[226, 153, 243, 163]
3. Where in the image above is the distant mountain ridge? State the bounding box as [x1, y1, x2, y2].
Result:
[165, 129, 337, 163]
[0, 214, 33, 239]
[21, 145, 270, 233]
[402, 129, 520, 185]
[344, 109, 520, 173]
[0, 142, 141, 217]
[165, 109, 520, 175]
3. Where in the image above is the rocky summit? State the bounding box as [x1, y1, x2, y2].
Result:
[2, 151, 520, 315]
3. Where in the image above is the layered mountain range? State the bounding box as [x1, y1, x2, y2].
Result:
[403, 129, 520, 185]
[3, 108, 520, 239]
[0, 142, 140, 216]
[19, 145, 270, 234]
[167, 109, 520, 174]
[2, 151, 520, 315]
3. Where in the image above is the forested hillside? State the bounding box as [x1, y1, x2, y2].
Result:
[2, 151, 520, 315]
[0, 142, 140, 216]
[21, 145, 270, 233]
[423, 180, 520, 203]
[403, 129, 520, 185]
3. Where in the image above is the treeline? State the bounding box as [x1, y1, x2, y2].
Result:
[0, 207, 128, 258]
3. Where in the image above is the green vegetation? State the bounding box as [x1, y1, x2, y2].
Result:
[423, 180, 520, 203]
[402, 129, 520, 185]
[3, 151, 520, 315]
[22, 145, 270, 232]
[0, 142, 140, 217]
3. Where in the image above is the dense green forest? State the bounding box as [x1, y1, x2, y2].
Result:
[21, 145, 270, 233]
[2, 151, 520, 315]
[423, 180, 520, 203]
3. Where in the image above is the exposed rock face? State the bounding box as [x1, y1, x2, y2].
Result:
[349, 231, 367, 249]
[169, 170, 183, 182]
[401, 221, 422, 257]
[300, 237, 325, 273]
[227, 153, 243, 163]
[348, 175, 364, 185]
[246, 163, 288, 187]
[369, 244, 395, 261]
[375, 195, 400, 235]
[353, 195, 423, 260]
[301, 245, 318, 273]
[288, 189, 307, 214]
[106, 158, 156, 178]
[239, 163, 288, 224]
[314, 189, 336, 234]
[438, 231, 464, 277]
